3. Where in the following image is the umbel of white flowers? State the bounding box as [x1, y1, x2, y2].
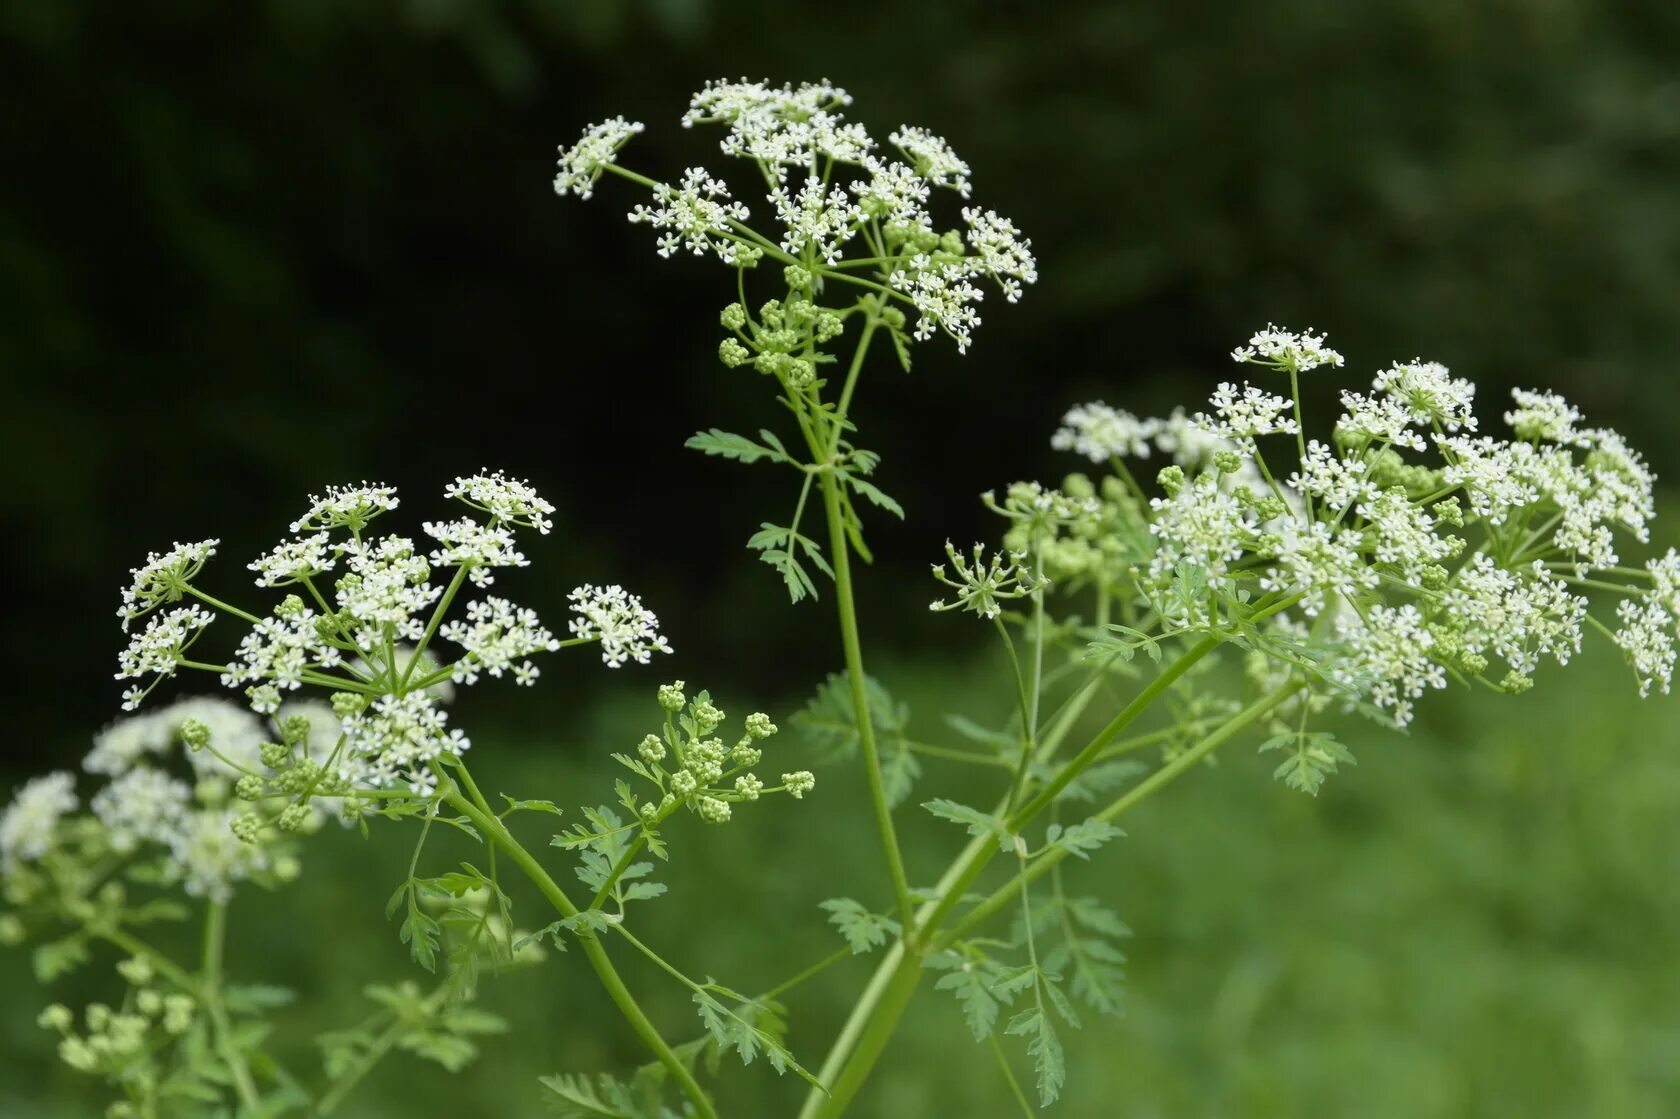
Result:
[553, 78, 1037, 355]
[112, 472, 672, 795]
[941, 324, 1676, 732]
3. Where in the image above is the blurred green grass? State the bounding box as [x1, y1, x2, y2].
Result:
[5, 638, 1678, 1117]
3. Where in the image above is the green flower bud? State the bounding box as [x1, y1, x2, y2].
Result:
[116, 956, 153, 987]
[782, 771, 816, 799]
[1157, 465, 1185, 497]
[280, 714, 310, 746]
[720, 302, 747, 331]
[178, 718, 211, 753]
[743, 712, 777, 740]
[272, 855, 302, 882]
[1433, 497, 1464, 528]
[1501, 671, 1533, 694]
[331, 691, 366, 718]
[695, 796, 732, 824]
[783, 264, 813, 290]
[274, 594, 307, 620]
[136, 990, 162, 1016]
[1421, 565, 1450, 590]
[718, 338, 752, 368]
[234, 775, 264, 802]
[657, 681, 686, 712]
[735, 773, 763, 801]
[277, 804, 309, 832]
[0, 913, 26, 946]
[670, 770, 697, 797]
[731, 743, 762, 767]
[693, 701, 725, 737]
[37, 1004, 72, 1032]
[1213, 450, 1242, 474]
[1256, 495, 1288, 522]
[638, 733, 666, 763]
[230, 815, 262, 845]
[260, 742, 292, 770]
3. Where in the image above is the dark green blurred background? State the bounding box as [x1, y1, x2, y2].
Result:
[3, 1, 1680, 1115]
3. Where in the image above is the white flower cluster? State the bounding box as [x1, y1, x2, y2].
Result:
[115, 606, 215, 711]
[3, 697, 323, 900]
[441, 596, 559, 686]
[568, 584, 673, 668]
[555, 80, 1035, 356]
[1051, 402, 1159, 462]
[0, 773, 77, 872]
[628, 167, 753, 262]
[553, 116, 645, 199]
[1192, 382, 1300, 449]
[929, 541, 1047, 620]
[111, 474, 668, 795]
[117, 539, 218, 631]
[1230, 324, 1345, 372]
[1040, 325, 1672, 727]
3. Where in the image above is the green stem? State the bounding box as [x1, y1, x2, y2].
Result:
[760, 946, 855, 1003]
[185, 586, 263, 625]
[938, 679, 1306, 947]
[437, 775, 717, 1119]
[201, 901, 262, 1111]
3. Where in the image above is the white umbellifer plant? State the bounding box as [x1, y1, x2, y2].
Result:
[3, 78, 1675, 1119]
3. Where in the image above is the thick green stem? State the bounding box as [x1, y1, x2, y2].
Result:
[439, 781, 718, 1119]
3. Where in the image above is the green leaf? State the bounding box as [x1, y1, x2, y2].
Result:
[818, 898, 901, 954]
[844, 475, 905, 519]
[500, 795, 564, 817]
[924, 798, 1015, 853]
[794, 672, 917, 806]
[1260, 730, 1357, 795]
[539, 1071, 644, 1118]
[925, 950, 1017, 1041]
[1005, 1005, 1066, 1106]
[1044, 818, 1125, 860]
[684, 428, 787, 465]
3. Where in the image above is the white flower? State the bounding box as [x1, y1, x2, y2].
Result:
[1444, 557, 1586, 676]
[567, 584, 672, 667]
[333, 536, 441, 650]
[1051, 402, 1159, 462]
[0, 772, 77, 871]
[248, 533, 339, 587]
[1192, 382, 1300, 448]
[684, 79, 870, 165]
[888, 254, 984, 353]
[628, 167, 754, 262]
[290, 483, 399, 534]
[1331, 605, 1446, 727]
[423, 518, 527, 587]
[1505, 388, 1585, 445]
[1356, 488, 1456, 579]
[889, 125, 972, 197]
[961, 207, 1037, 303]
[115, 606, 215, 710]
[92, 768, 191, 853]
[1146, 471, 1256, 607]
[440, 596, 560, 685]
[221, 607, 340, 704]
[118, 539, 218, 631]
[168, 809, 269, 903]
[1336, 390, 1427, 452]
[1261, 520, 1379, 617]
[1435, 435, 1540, 525]
[1373, 360, 1476, 432]
[1287, 441, 1376, 512]
[342, 691, 469, 793]
[768, 177, 859, 264]
[445, 471, 556, 534]
[1613, 595, 1675, 697]
[850, 158, 931, 227]
[553, 116, 645, 200]
[1231, 324, 1344, 372]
